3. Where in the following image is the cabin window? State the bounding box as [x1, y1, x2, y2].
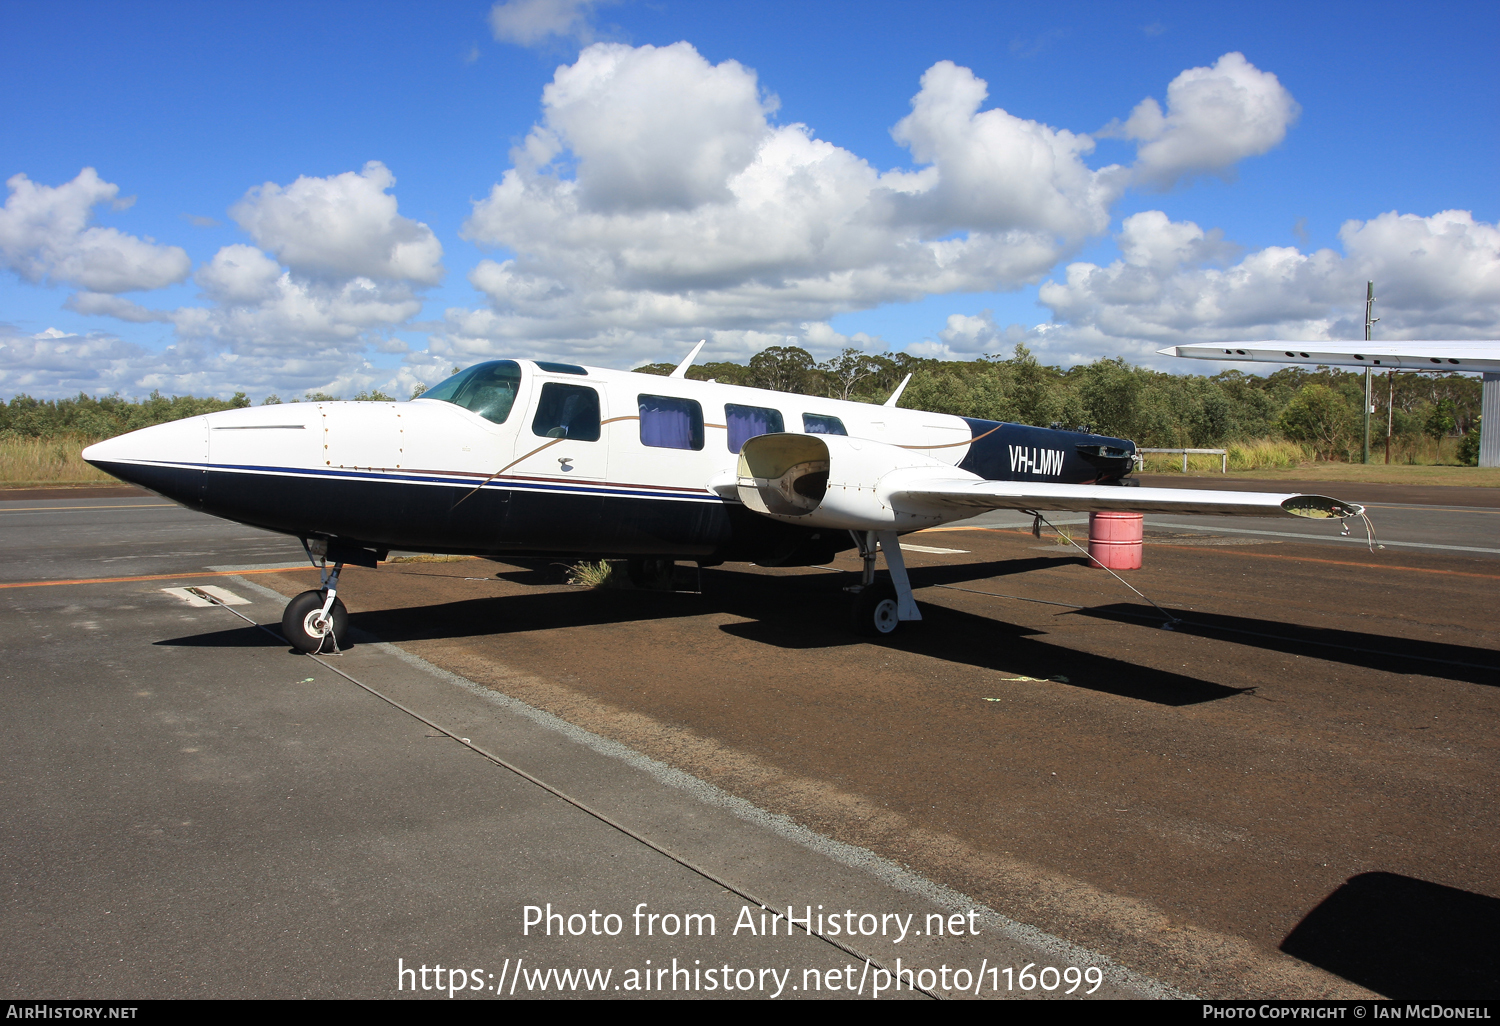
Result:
[420, 360, 522, 425]
[802, 413, 847, 436]
[534, 361, 588, 375]
[638, 394, 704, 451]
[725, 404, 784, 454]
[531, 383, 601, 441]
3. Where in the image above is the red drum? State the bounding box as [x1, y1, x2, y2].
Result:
[1087, 511, 1144, 570]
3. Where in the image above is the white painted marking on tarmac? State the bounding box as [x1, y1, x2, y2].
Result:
[162, 585, 250, 606]
[162, 587, 213, 607]
[196, 585, 250, 605]
[900, 544, 970, 555]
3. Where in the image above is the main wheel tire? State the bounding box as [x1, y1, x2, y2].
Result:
[850, 581, 901, 637]
[281, 590, 349, 654]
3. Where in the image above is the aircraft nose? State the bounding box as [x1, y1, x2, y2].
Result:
[83, 417, 209, 500]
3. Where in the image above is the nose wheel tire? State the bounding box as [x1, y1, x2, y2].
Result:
[282, 590, 349, 654]
[850, 581, 901, 637]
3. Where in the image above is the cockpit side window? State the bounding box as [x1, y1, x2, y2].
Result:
[531, 382, 601, 441]
[420, 361, 522, 425]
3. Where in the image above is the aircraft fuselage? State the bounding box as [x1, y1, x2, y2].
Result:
[83, 359, 1136, 567]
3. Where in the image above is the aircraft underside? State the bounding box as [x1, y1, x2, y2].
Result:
[96, 460, 850, 568]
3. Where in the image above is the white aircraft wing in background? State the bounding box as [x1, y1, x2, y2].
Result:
[1156, 340, 1500, 470]
[1156, 341, 1500, 374]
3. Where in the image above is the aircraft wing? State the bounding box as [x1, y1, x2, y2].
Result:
[734, 432, 1365, 531]
[885, 479, 1363, 520]
[1157, 341, 1500, 373]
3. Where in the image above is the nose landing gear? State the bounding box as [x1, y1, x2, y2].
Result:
[283, 544, 349, 654]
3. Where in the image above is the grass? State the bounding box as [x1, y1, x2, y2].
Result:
[566, 560, 621, 588]
[385, 554, 473, 564]
[1139, 434, 1495, 487]
[1193, 465, 1500, 487]
[0, 435, 115, 487]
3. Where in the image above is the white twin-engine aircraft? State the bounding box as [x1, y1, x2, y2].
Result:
[83, 347, 1364, 649]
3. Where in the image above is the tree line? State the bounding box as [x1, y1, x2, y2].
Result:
[2, 346, 1482, 463]
[637, 344, 1483, 462]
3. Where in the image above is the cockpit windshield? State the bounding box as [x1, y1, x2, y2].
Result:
[419, 360, 522, 424]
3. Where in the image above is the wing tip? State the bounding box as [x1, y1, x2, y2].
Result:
[1281, 494, 1365, 519]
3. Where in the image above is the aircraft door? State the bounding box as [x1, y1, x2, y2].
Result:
[513, 381, 608, 480]
[503, 380, 608, 551]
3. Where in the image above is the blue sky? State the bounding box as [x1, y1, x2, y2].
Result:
[1, 0, 1495, 400]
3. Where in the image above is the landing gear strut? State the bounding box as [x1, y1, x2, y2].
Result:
[845, 530, 921, 637]
[283, 547, 348, 654]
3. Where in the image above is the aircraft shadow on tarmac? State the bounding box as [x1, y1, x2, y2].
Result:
[152, 560, 1251, 707]
[1281, 872, 1500, 999]
[903, 554, 1091, 585]
[707, 563, 1251, 706]
[1070, 604, 1500, 688]
[153, 624, 286, 650]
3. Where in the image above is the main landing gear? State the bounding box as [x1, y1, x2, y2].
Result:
[282, 545, 349, 654]
[625, 557, 676, 589]
[845, 530, 921, 637]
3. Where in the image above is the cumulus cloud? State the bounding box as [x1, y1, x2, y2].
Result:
[1023, 208, 1500, 366]
[489, 0, 602, 47]
[118, 164, 447, 393]
[194, 244, 283, 305]
[452, 42, 1127, 365]
[534, 42, 776, 212]
[17, 165, 446, 400]
[0, 321, 413, 402]
[0, 325, 266, 399]
[0, 325, 156, 395]
[174, 270, 424, 350]
[887, 61, 1121, 238]
[64, 291, 171, 323]
[0, 169, 190, 293]
[230, 161, 443, 284]
[1104, 52, 1300, 189]
[937, 310, 1029, 356]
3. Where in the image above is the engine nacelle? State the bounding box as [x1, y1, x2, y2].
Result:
[735, 432, 980, 531]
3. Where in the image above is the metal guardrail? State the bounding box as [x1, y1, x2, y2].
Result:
[1137, 447, 1229, 473]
